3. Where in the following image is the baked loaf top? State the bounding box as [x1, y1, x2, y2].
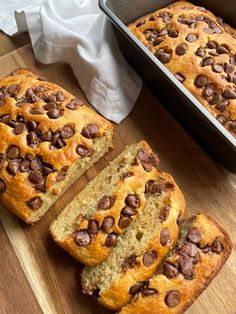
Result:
[0, 68, 113, 222]
[119, 213, 232, 314]
[81, 165, 185, 310]
[51, 141, 162, 266]
[128, 1, 236, 138]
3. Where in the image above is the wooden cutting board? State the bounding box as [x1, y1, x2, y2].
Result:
[0, 45, 235, 314]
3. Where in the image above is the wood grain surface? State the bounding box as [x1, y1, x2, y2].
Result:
[0, 43, 235, 314]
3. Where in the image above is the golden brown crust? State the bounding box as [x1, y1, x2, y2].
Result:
[128, 1, 236, 137]
[119, 213, 232, 314]
[51, 141, 163, 266]
[0, 69, 113, 223]
[96, 173, 185, 310]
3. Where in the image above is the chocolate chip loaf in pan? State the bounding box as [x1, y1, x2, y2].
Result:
[80, 163, 185, 309]
[51, 141, 175, 267]
[0, 68, 113, 223]
[119, 213, 232, 314]
[128, 1, 236, 137]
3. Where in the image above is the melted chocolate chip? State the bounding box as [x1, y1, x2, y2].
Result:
[97, 196, 114, 210]
[65, 98, 82, 110]
[230, 121, 236, 132]
[160, 228, 170, 246]
[186, 34, 197, 42]
[75, 230, 91, 246]
[20, 159, 30, 172]
[122, 255, 137, 272]
[44, 102, 57, 111]
[101, 216, 114, 233]
[155, 49, 172, 63]
[187, 227, 202, 243]
[129, 282, 146, 295]
[87, 220, 99, 234]
[7, 146, 19, 159]
[165, 290, 180, 307]
[27, 197, 43, 210]
[47, 108, 61, 119]
[41, 131, 53, 142]
[118, 216, 132, 229]
[216, 114, 228, 125]
[223, 88, 236, 99]
[142, 288, 158, 296]
[196, 48, 205, 57]
[176, 44, 187, 55]
[125, 194, 140, 208]
[179, 255, 194, 279]
[159, 205, 170, 222]
[76, 145, 91, 157]
[212, 64, 224, 73]
[211, 237, 224, 253]
[121, 206, 137, 216]
[14, 123, 25, 135]
[28, 170, 43, 184]
[142, 251, 157, 267]
[55, 91, 65, 102]
[30, 108, 44, 115]
[81, 123, 99, 139]
[60, 125, 74, 139]
[194, 75, 208, 87]
[181, 242, 198, 258]
[175, 73, 185, 83]
[105, 233, 117, 247]
[163, 262, 179, 278]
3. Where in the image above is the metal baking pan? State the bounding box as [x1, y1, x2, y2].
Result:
[99, 0, 236, 172]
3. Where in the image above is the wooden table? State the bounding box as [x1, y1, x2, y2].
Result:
[0, 31, 235, 314]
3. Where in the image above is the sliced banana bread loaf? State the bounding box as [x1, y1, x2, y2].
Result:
[50, 141, 162, 266]
[81, 170, 185, 310]
[119, 213, 232, 314]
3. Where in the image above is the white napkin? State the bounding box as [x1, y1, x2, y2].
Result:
[0, 0, 142, 123]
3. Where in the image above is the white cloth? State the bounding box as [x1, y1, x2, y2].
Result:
[0, 0, 142, 123]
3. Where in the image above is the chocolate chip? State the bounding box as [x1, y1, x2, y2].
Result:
[216, 114, 228, 125]
[203, 28, 214, 34]
[194, 75, 208, 87]
[75, 230, 91, 246]
[142, 288, 158, 296]
[0, 100, 4, 107]
[213, 26, 222, 34]
[61, 125, 74, 139]
[202, 57, 214, 66]
[230, 121, 236, 132]
[121, 206, 136, 216]
[223, 88, 236, 99]
[118, 216, 132, 229]
[187, 227, 202, 243]
[81, 123, 99, 139]
[122, 255, 137, 272]
[168, 30, 178, 38]
[26, 154, 34, 161]
[159, 205, 170, 222]
[44, 94, 57, 103]
[14, 123, 25, 135]
[0, 178, 6, 192]
[65, 98, 83, 110]
[149, 16, 158, 21]
[165, 290, 180, 307]
[27, 197, 43, 210]
[203, 84, 215, 97]
[35, 179, 46, 192]
[125, 194, 140, 208]
[145, 180, 162, 197]
[47, 108, 60, 119]
[101, 216, 114, 233]
[175, 73, 185, 83]
[137, 149, 149, 161]
[186, 34, 197, 42]
[34, 85, 45, 94]
[207, 41, 217, 49]
[20, 159, 30, 172]
[41, 131, 53, 142]
[225, 63, 235, 74]
[216, 45, 229, 54]
[212, 64, 224, 73]
[8, 84, 20, 97]
[160, 228, 170, 246]
[7, 146, 19, 159]
[179, 255, 194, 279]
[120, 172, 132, 182]
[163, 262, 179, 278]
[142, 251, 157, 267]
[0, 156, 4, 170]
[153, 37, 164, 46]
[97, 196, 114, 210]
[27, 120, 38, 131]
[155, 50, 171, 63]
[211, 237, 224, 253]
[1, 114, 10, 123]
[76, 145, 91, 157]
[25, 88, 38, 102]
[176, 44, 187, 55]
[142, 161, 153, 172]
[105, 233, 117, 247]
[193, 252, 201, 265]
[28, 170, 43, 184]
[129, 282, 146, 295]
[43, 102, 57, 111]
[215, 100, 229, 111]
[56, 171, 66, 182]
[209, 92, 222, 105]
[87, 220, 99, 234]
[181, 242, 198, 257]
[55, 91, 65, 102]
[196, 48, 205, 57]
[136, 20, 145, 27]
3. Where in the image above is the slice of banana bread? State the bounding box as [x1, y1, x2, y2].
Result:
[119, 213, 232, 314]
[81, 170, 185, 310]
[50, 141, 163, 266]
